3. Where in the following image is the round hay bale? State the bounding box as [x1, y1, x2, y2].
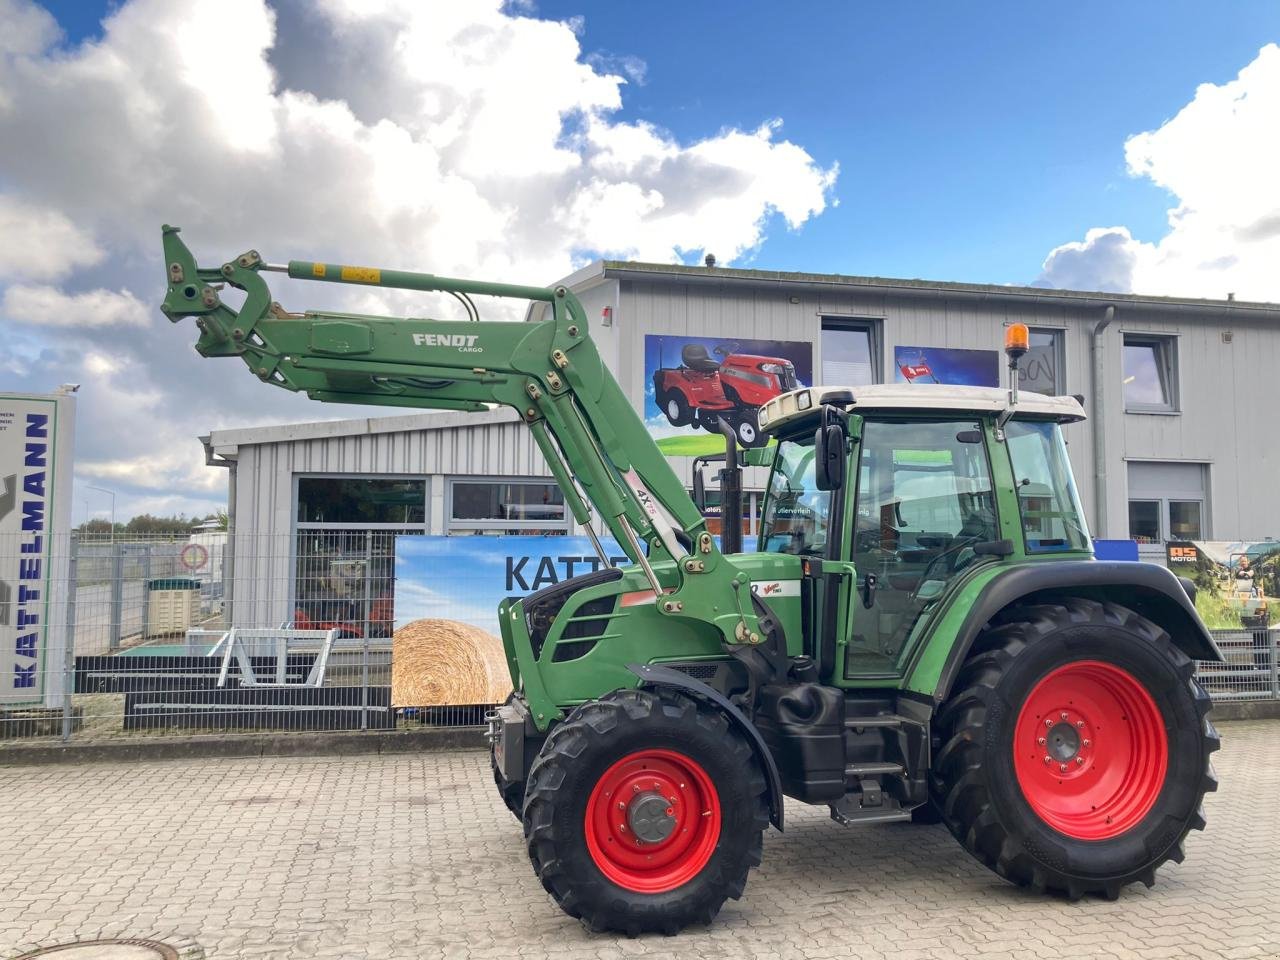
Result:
[392, 618, 512, 708]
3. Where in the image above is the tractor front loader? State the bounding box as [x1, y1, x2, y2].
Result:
[162, 227, 1220, 935]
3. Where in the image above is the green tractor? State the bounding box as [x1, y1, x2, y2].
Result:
[161, 229, 1220, 935]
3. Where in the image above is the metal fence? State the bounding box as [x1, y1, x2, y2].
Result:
[1, 530, 1276, 745]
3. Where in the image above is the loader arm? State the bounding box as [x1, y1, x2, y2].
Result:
[159, 225, 766, 649]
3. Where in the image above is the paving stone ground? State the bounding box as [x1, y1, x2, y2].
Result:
[1, 720, 1276, 960]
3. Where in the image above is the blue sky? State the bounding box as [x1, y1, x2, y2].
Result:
[532, 0, 1280, 283]
[4, 0, 1280, 521]
[26, 0, 1280, 285]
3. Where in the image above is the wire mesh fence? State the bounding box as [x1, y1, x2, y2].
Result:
[1, 529, 1276, 745]
[0, 530, 496, 743]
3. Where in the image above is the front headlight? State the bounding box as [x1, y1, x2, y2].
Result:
[796, 389, 812, 410]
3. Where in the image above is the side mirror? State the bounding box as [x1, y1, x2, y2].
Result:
[692, 467, 706, 510]
[814, 408, 846, 492]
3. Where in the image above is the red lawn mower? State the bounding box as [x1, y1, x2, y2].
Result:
[652, 342, 797, 447]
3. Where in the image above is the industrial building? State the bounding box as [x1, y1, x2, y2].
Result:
[202, 260, 1280, 631]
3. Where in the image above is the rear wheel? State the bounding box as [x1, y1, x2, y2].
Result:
[932, 598, 1218, 899]
[523, 688, 769, 935]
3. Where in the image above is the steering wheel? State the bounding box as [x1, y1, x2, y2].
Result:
[909, 535, 983, 600]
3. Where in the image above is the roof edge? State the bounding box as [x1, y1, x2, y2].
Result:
[598, 260, 1280, 317]
[206, 406, 520, 448]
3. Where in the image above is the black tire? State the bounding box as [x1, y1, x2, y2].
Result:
[660, 390, 693, 427]
[932, 598, 1219, 900]
[909, 798, 944, 824]
[523, 687, 770, 935]
[490, 694, 525, 819]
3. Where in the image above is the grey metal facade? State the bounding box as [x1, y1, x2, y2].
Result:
[206, 261, 1280, 625]
[569, 261, 1280, 545]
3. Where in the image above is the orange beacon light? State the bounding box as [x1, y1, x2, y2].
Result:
[1005, 322, 1030, 360]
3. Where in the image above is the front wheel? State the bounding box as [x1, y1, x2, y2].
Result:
[932, 598, 1219, 899]
[660, 390, 693, 427]
[523, 688, 769, 935]
[732, 411, 763, 448]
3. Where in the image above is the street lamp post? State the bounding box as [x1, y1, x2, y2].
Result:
[86, 484, 116, 539]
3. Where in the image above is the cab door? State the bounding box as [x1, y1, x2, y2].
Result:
[757, 414, 859, 682]
[843, 418, 1000, 679]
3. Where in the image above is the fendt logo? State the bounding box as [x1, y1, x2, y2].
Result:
[412, 333, 482, 353]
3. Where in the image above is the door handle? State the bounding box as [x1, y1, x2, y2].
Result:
[861, 572, 878, 609]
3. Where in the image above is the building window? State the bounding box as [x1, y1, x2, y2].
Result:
[1126, 462, 1208, 543]
[688, 489, 762, 540]
[1127, 500, 1161, 543]
[293, 529, 407, 639]
[1020, 328, 1064, 396]
[293, 476, 429, 640]
[448, 479, 568, 535]
[1123, 335, 1178, 412]
[821, 318, 880, 385]
[1169, 500, 1203, 540]
[297, 477, 426, 525]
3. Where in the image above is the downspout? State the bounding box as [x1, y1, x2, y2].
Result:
[1090, 306, 1116, 538]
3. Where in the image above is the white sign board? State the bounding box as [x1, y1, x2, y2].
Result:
[0, 392, 75, 707]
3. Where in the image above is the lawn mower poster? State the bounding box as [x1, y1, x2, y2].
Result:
[644, 334, 811, 453]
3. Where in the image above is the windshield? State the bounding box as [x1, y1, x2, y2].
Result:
[759, 436, 832, 555]
[1005, 419, 1091, 552]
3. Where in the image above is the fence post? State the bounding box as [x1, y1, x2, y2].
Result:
[108, 541, 124, 652]
[1271, 629, 1278, 701]
[140, 543, 152, 640]
[61, 533, 79, 742]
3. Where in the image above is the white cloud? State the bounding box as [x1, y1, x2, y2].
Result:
[2, 285, 149, 328]
[1037, 226, 1152, 294]
[0, 0, 58, 58]
[0, 0, 836, 521]
[0, 195, 105, 281]
[1039, 44, 1280, 301]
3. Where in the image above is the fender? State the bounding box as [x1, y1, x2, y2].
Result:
[930, 560, 1223, 704]
[627, 662, 785, 831]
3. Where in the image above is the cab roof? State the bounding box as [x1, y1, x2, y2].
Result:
[759, 384, 1086, 435]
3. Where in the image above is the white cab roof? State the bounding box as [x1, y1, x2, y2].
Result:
[759, 384, 1086, 434]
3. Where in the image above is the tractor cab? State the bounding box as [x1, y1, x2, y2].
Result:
[756, 383, 1091, 682]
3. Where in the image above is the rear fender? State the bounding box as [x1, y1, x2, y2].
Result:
[927, 561, 1223, 704]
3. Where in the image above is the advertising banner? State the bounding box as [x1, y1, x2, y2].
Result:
[894, 345, 999, 387]
[394, 536, 630, 637]
[643, 334, 812, 455]
[393, 534, 761, 636]
[0, 392, 75, 707]
[1165, 540, 1280, 629]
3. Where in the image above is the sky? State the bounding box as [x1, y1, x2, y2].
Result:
[2, 0, 1279, 523]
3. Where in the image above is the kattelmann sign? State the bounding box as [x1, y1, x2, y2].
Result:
[0, 392, 75, 707]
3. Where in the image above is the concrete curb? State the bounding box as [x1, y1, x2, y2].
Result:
[0, 727, 485, 767]
[1, 705, 1275, 767]
[1211, 700, 1280, 721]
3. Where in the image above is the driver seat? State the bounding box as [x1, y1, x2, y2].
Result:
[681, 343, 721, 372]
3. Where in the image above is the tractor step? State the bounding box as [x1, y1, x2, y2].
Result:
[828, 795, 911, 826]
[843, 715, 906, 730]
[844, 761, 905, 778]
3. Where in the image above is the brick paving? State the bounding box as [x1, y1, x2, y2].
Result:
[0, 720, 1276, 960]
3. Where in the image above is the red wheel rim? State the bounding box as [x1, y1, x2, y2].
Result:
[1013, 660, 1168, 840]
[584, 748, 721, 893]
